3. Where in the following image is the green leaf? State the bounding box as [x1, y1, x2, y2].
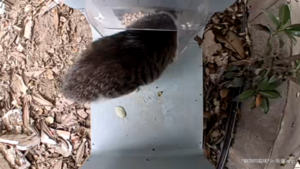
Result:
[263, 10, 280, 29]
[259, 90, 281, 98]
[252, 24, 272, 34]
[239, 90, 256, 101]
[261, 97, 269, 114]
[296, 60, 300, 70]
[226, 65, 238, 72]
[277, 33, 285, 48]
[269, 75, 278, 83]
[257, 77, 269, 90]
[266, 81, 281, 90]
[250, 98, 256, 109]
[285, 31, 297, 45]
[229, 77, 245, 88]
[224, 72, 238, 79]
[266, 38, 272, 56]
[281, 18, 291, 29]
[285, 24, 300, 37]
[279, 4, 291, 29]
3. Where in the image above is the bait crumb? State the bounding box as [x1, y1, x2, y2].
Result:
[158, 91, 163, 97]
[115, 106, 127, 118]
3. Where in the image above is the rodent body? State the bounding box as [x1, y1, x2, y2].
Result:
[62, 12, 178, 103]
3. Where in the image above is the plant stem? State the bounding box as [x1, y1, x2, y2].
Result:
[285, 76, 299, 84]
[228, 54, 300, 66]
[274, 54, 300, 65]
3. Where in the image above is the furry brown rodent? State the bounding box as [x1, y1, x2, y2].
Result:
[62, 12, 177, 103]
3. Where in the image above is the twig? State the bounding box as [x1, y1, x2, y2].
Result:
[229, 54, 300, 66]
[285, 76, 299, 84]
[228, 58, 257, 66]
[274, 54, 300, 65]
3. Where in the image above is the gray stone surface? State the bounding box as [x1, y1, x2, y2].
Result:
[226, 0, 299, 168]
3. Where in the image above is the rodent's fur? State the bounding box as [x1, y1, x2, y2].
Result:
[62, 12, 177, 103]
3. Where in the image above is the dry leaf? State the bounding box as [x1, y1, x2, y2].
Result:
[256, 93, 263, 107]
[11, 74, 28, 96]
[202, 31, 222, 62]
[204, 111, 211, 118]
[211, 130, 220, 138]
[215, 55, 229, 67]
[220, 89, 229, 98]
[222, 31, 245, 59]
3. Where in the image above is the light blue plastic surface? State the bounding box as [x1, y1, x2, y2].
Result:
[62, 0, 236, 169]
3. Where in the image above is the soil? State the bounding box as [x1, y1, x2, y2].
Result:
[0, 0, 92, 168]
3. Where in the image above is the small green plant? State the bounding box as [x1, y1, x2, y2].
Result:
[254, 4, 299, 46]
[238, 3, 300, 114]
[239, 76, 281, 114]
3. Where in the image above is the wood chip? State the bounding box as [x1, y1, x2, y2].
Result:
[0, 143, 31, 169]
[24, 4, 32, 12]
[53, 9, 59, 30]
[17, 44, 24, 52]
[11, 74, 28, 96]
[55, 138, 72, 157]
[10, 52, 26, 62]
[45, 69, 54, 79]
[24, 19, 34, 40]
[75, 138, 86, 166]
[77, 109, 88, 119]
[40, 120, 56, 140]
[22, 95, 32, 130]
[53, 159, 63, 169]
[32, 94, 53, 107]
[0, 134, 40, 151]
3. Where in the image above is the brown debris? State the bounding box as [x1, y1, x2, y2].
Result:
[202, 0, 250, 167]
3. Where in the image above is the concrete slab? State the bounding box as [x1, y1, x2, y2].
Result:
[227, 0, 300, 169]
[248, 0, 281, 23]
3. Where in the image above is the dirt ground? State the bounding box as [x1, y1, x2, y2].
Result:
[0, 0, 92, 168]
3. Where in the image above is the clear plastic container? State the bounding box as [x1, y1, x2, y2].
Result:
[84, 0, 209, 54]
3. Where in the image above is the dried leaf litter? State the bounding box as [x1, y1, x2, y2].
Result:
[0, 0, 92, 168]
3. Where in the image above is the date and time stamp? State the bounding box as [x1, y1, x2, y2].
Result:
[242, 159, 297, 164]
